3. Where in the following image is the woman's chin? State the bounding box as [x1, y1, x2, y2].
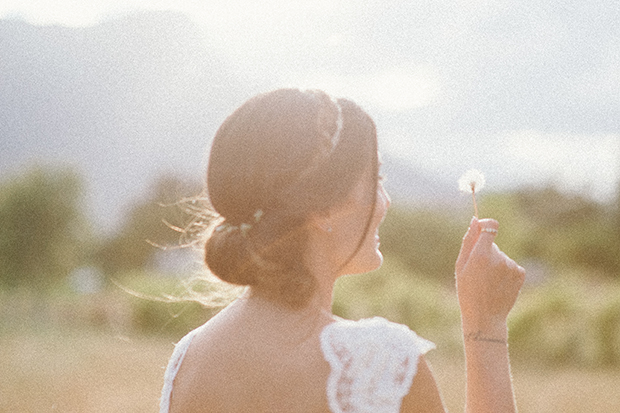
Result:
[346, 252, 384, 275]
[364, 249, 384, 272]
[372, 252, 384, 270]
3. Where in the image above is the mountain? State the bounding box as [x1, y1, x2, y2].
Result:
[0, 12, 459, 233]
[381, 153, 465, 209]
[1, 12, 249, 231]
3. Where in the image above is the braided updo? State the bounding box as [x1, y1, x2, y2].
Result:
[204, 89, 378, 308]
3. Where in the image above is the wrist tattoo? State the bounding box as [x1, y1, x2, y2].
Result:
[465, 330, 508, 345]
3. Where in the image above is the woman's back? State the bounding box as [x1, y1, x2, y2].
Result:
[166, 297, 333, 413]
[162, 294, 436, 413]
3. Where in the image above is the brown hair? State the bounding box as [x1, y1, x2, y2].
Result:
[204, 88, 378, 308]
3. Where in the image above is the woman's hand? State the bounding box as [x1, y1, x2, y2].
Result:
[455, 217, 525, 339]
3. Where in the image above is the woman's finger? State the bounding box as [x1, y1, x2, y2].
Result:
[470, 219, 499, 258]
[455, 216, 480, 274]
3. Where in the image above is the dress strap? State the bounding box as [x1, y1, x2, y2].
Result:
[159, 326, 203, 413]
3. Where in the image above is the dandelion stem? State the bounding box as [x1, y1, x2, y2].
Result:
[472, 189, 479, 219]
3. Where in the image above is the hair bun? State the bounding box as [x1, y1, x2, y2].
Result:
[205, 226, 257, 286]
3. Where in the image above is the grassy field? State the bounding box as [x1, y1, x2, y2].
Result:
[427, 349, 620, 413]
[2, 327, 620, 413]
[0, 328, 171, 412]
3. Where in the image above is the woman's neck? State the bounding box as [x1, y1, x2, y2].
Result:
[244, 281, 335, 325]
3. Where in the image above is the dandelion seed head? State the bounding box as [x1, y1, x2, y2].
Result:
[458, 169, 486, 194]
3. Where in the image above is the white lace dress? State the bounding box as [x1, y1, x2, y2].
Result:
[160, 317, 435, 413]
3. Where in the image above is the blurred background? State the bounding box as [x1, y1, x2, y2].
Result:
[1, 1, 619, 411]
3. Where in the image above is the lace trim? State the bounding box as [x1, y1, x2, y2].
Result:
[320, 317, 435, 413]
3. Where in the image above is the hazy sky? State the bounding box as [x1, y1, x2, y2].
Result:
[2, 0, 619, 201]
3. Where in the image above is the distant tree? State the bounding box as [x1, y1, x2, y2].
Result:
[97, 174, 202, 276]
[0, 166, 92, 291]
[482, 186, 619, 277]
[380, 184, 620, 283]
[613, 181, 620, 274]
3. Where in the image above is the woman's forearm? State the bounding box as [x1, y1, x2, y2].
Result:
[462, 322, 517, 413]
[455, 218, 524, 413]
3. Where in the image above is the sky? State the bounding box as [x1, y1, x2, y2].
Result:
[2, 0, 619, 202]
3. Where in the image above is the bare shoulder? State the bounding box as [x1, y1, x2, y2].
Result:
[167, 310, 238, 412]
[400, 356, 447, 413]
[168, 303, 332, 413]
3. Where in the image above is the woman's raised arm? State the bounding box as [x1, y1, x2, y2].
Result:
[455, 217, 525, 413]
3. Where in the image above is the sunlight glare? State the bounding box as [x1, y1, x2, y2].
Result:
[504, 131, 620, 201]
[369, 66, 441, 111]
[186, 0, 345, 55]
[288, 65, 441, 112]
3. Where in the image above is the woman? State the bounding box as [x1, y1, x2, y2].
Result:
[160, 88, 525, 413]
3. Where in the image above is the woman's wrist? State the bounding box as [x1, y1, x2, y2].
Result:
[463, 330, 508, 345]
[461, 318, 508, 345]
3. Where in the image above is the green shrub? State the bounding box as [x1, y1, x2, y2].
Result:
[509, 274, 620, 368]
[593, 296, 620, 367]
[378, 206, 465, 285]
[113, 271, 218, 338]
[334, 261, 620, 369]
[130, 298, 213, 337]
[509, 281, 588, 366]
[333, 255, 462, 351]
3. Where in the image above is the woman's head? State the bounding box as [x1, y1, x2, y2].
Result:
[204, 88, 379, 308]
